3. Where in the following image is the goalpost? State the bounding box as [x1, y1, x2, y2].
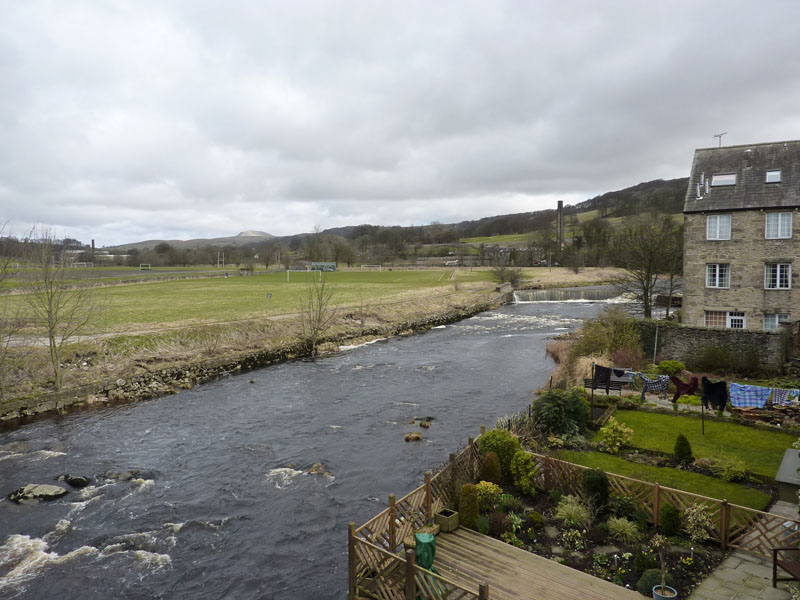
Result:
[360, 264, 382, 271]
[286, 269, 321, 281]
[139, 264, 151, 271]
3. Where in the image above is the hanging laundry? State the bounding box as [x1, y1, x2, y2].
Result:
[593, 365, 612, 395]
[613, 368, 627, 378]
[701, 377, 728, 411]
[729, 382, 771, 408]
[635, 373, 670, 401]
[669, 375, 699, 403]
[772, 388, 800, 406]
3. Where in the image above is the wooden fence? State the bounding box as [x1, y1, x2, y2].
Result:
[349, 437, 484, 599]
[533, 452, 800, 557]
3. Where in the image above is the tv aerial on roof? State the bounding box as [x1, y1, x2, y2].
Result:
[713, 132, 728, 147]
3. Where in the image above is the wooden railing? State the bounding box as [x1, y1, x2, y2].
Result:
[349, 436, 483, 599]
[533, 452, 800, 557]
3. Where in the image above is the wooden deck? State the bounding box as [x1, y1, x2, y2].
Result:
[434, 528, 640, 600]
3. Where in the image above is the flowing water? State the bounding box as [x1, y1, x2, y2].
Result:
[0, 297, 616, 599]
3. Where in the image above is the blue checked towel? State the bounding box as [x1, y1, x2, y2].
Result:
[635, 373, 670, 401]
[729, 382, 771, 408]
[772, 388, 800, 406]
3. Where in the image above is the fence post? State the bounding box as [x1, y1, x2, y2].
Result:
[720, 500, 729, 550]
[424, 472, 433, 521]
[389, 494, 397, 553]
[653, 484, 661, 528]
[404, 548, 416, 600]
[348, 522, 356, 600]
[479, 582, 490, 599]
[481, 425, 486, 435]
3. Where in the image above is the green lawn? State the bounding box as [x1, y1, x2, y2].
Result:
[561, 450, 772, 510]
[460, 233, 533, 244]
[609, 409, 795, 477]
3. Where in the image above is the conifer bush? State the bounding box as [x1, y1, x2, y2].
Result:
[674, 432, 693, 465]
[659, 503, 681, 537]
[510, 450, 539, 497]
[459, 484, 479, 530]
[479, 451, 502, 484]
[582, 468, 610, 509]
[478, 429, 520, 483]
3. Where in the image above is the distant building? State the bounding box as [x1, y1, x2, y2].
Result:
[682, 140, 800, 331]
[311, 262, 337, 272]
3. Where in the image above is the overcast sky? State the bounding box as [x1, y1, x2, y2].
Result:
[2, 1, 800, 247]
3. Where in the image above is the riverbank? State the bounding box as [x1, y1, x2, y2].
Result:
[0, 287, 509, 424]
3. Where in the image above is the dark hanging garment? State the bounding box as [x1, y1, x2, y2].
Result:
[670, 375, 699, 403]
[613, 368, 626, 378]
[593, 365, 612, 395]
[701, 377, 727, 410]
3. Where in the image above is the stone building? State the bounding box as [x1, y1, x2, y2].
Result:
[682, 140, 800, 331]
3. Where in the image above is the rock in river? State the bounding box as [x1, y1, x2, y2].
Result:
[9, 484, 69, 503]
[57, 474, 91, 488]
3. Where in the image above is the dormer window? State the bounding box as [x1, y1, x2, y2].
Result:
[711, 173, 736, 186]
[766, 169, 782, 183]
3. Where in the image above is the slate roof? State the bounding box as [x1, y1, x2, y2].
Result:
[683, 140, 800, 213]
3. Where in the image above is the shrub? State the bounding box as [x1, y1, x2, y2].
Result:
[691, 344, 762, 377]
[532, 388, 590, 436]
[506, 512, 524, 535]
[633, 508, 651, 533]
[526, 510, 544, 529]
[637, 568, 672, 596]
[674, 433, 693, 465]
[657, 360, 685, 376]
[475, 481, 503, 512]
[478, 429, 520, 483]
[479, 452, 502, 484]
[501, 531, 525, 548]
[634, 548, 658, 575]
[476, 514, 489, 535]
[459, 484, 479, 530]
[712, 454, 747, 482]
[659, 503, 681, 537]
[488, 511, 508, 537]
[598, 416, 633, 454]
[582, 468, 610, 509]
[550, 488, 562, 506]
[683, 502, 714, 545]
[554, 495, 591, 529]
[614, 495, 636, 520]
[607, 516, 640, 545]
[569, 306, 642, 361]
[510, 450, 539, 497]
[498, 493, 523, 513]
[562, 528, 586, 551]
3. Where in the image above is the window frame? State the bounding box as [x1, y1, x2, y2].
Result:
[764, 313, 790, 331]
[727, 311, 746, 329]
[706, 263, 730, 288]
[706, 214, 732, 240]
[705, 310, 746, 329]
[765, 263, 792, 289]
[711, 173, 737, 187]
[765, 169, 782, 183]
[765, 212, 793, 239]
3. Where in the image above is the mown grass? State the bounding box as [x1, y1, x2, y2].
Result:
[560, 450, 772, 510]
[460, 233, 533, 244]
[609, 409, 795, 477]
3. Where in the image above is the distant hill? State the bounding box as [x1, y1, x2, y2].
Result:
[114, 230, 274, 251]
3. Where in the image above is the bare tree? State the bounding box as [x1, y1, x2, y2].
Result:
[298, 274, 337, 356]
[24, 230, 101, 389]
[0, 226, 28, 400]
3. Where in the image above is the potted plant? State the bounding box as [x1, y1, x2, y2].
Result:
[434, 508, 459, 533]
[651, 534, 677, 599]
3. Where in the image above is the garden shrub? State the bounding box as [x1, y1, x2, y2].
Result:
[488, 511, 508, 537]
[532, 388, 590, 437]
[614, 495, 636, 520]
[582, 468, 610, 509]
[459, 484, 479, 530]
[506, 512, 524, 535]
[555, 495, 591, 529]
[569, 306, 642, 362]
[683, 502, 714, 545]
[476, 515, 489, 535]
[634, 548, 658, 575]
[633, 508, 650, 533]
[550, 488, 562, 506]
[526, 510, 544, 529]
[674, 433, 693, 465]
[691, 344, 762, 377]
[561, 528, 586, 551]
[657, 360, 685, 376]
[479, 451, 502, 484]
[598, 416, 633, 454]
[478, 429, 520, 483]
[659, 503, 681, 537]
[712, 454, 747, 482]
[501, 531, 525, 548]
[510, 450, 539, 496]
[637, 568, 672, 596]
[475, 481, 503, 512]
[607, 516, 640, 545]
[498, 493, 523, 513]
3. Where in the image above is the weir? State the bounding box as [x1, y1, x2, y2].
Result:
[512, 285, 620, 303]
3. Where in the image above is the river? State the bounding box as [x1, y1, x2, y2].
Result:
[0, 296, 618, 599]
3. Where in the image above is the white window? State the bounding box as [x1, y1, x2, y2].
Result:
[764, 313, 790, 331]
[765, 263, 792, 289]
[706, 214, 731, 240]
[705, 310, 746, 329]
[765, 212, 792, 239]
[766, 169, 782, 183]
[706, 264, 730, 288]
[711, 173, 736, 186]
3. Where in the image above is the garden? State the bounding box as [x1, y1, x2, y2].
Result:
[443, 385, 799, 598]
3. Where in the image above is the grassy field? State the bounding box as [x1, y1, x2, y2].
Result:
[610, 409, 795, 477]
[460, 233, 533, 244]
[561, 450, 772, 510]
